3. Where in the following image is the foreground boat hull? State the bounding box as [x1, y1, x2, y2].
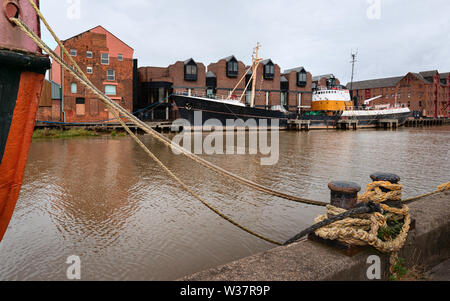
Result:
[0, 50, 50, 242]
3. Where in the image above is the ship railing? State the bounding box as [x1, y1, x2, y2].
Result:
[173, 91, 243, 102]
[345, 104, 406, 111]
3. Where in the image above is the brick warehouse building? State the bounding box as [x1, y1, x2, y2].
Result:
[348, 70, 449, 118]
[137, 59, 206, 120]
[47, 26, 135, 123]
[137, 57, 286, 120]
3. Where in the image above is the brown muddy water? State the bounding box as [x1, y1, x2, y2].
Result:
[0, 127, 449, 280]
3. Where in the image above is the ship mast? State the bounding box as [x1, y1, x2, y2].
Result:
[250, 42, 262, 108]
[350, 52, 357, 107]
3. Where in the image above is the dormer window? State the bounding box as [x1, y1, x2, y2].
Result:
[227, 58, 238, 78]
[297, 70, 307, 87]
[264, 62, 275, 80]
[184, 59, 198, 81]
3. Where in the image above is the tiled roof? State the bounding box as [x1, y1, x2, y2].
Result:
[283, 67, 306, 74]
[206, 71, 216, 78]
[346, 76, 403, 90]
[312, 74, 335, 82]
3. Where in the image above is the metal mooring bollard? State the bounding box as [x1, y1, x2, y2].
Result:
[328, 181, 361, 210]
[370, 172, 402, 208]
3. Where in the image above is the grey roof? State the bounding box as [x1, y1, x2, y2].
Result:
[419, 70, 438, 78]
[261, 59, 273, 65]
[184, 58, 196, 65]
[223, 55, 237, 62]
[312, 74, 335, 82]
[280, 75, 288, 82]
[283, 67, 306, 74]
[411, 73, 432, 84]
[206, 71, 216, 78]
[346, 76, 403, 90]
[440, 72, 449, 79]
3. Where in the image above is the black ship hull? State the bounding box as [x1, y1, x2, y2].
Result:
[172, 95, 289, 128]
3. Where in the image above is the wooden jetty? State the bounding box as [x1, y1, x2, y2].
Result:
[287, 120, 311, 131]
[377, 119, 399, 129]
[336, 120, 359, 131]
[404, 118, 447, 127]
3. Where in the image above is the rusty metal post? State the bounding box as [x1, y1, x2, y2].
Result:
[328, 181, 361, 210]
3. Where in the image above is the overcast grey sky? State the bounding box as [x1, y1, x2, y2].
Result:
[41, 0, 450, 84]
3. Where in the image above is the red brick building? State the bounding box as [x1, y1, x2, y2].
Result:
[348, 70, 449, 118]
[48, 25, 134, 123]
[206, 55, 247, 99]
[137, 58, 206, 120]
[281, 67, 313, 113]
[137, 57, 285, 119]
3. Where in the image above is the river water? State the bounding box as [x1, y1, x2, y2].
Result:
[0, 126, 449, 280]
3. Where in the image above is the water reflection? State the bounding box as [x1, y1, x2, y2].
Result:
[0, 127, 448, 280]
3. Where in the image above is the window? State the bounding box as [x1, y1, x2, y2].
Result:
[105, 85, 117, 96]
[297, 71, 307, 87]
[71, 83, 77, 94]
[419, 101, 422, 107]
[281, 92, 287, 106]
[101, 53, 109, 65]
[227, 60, 238, 77]
[107, 70, 115, 81]
[118, 54, 123, 61]
[86, 51, 93, 58]
[184, 64, 198, 81]
[264, 64, 274, 80]
[87, 67, 93, 74]
[70, 49, 77, 57]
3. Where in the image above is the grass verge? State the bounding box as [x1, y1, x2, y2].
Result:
[33, 128, 100, 139]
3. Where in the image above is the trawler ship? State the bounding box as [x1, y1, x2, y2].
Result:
[0, 0, 50, 242]
[301, 87, 412, 129]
